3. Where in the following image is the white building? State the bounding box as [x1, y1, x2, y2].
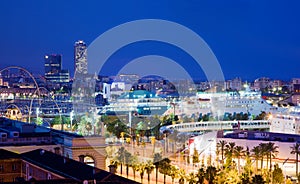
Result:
[189, 131, 299, 176]
[270, 110, 300, 134]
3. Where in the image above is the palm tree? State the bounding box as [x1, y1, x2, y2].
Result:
[192, 148, 200, 166]
[205, 166, 217, 184]
[138, 162, 146, 183]
[116, 146, 126, 175]
[178, 168, 186, 184]
[196, 168, 205, 184]
[217, 140, 227, 166]
[169, 165, 179, 184]
[251, 146, 261, 172]
[159, 158, 171, 184]
[266, 142, 278, 171]
[130, 155, 139, 179]
[186, 172, 197, 184]
[244, 147, 253, 177]
[225, 142, 236, 168]
[153, 153, 162, 184]
[234, 145, 245, 174]
[124, 150, 132, 178]
[252, 174, 265, 184]
[145, 160, 154, 184]
[259, 143, 268, 171]
[290, 143, 300, 177]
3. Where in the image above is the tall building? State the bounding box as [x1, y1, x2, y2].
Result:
[44, 54, 62, 75]
[74, 40, 87, 75]
[44, 54, 70, 83]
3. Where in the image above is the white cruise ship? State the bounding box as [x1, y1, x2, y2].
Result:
[270, 106, 300, 134]
[99, 90, 170, 116]
[167, 86, 287, 117]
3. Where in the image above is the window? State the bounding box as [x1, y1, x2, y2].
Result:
[84, 156, 95, 167]
[12, 164, 17, 171]
[47, 173, 51, 180]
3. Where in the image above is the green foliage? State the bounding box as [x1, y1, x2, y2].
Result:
[34, 117, 43, 125]
[223, 169, 240, 184]
[252, 174, 265, 184]
[205, 166, 217, 184]
[196, 168, 205, 184]
[129, 155, 139, 179]
[224, 142, 236, 169]
[169, 165, 180, 183]
[137, 162, 146, 183]
[251, 146, 261, 172]
[103, 116, 128, 138]
[243, 147, 253, 178]
[51, 116, 70, 126]
[186, 172, 197, 184]
[159, 158, 171, 184]
[144, 160, 154, 183]
[240, 173, 251, 184]
[217, 140, 227, 166]
[153, 153, 162, 184]
[159, 158, 171, 175]
[290, 143, 300, 176]
[192, 148, 200, 165]
[214, 170, 226, 184]
[254, 111, 267, 120]
[272, 164, 284, 184]
[178, 169, 186, 184]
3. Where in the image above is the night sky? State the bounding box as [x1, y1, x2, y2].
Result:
[1, 0, 300, 81]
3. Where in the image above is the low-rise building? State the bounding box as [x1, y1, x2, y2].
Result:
[0, 118, 107, 170]
[0, 149, 138, 183]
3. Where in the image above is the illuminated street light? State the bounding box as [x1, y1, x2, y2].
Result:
[36, 107, 40, 124]
[70, 110, 74, 132]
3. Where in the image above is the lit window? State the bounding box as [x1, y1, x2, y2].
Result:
[84, 156, 95, 167]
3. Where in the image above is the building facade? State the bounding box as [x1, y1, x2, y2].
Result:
[74, 40, 88, 75]
[44, 54, 70, 83]
[0, 149, 138, 183]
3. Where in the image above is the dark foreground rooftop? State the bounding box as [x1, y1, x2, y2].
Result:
[0, 148, 139, 184]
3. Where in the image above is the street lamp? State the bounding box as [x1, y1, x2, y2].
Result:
[36, 107, 39, 124]
[170, 102, 176, 120]
[208, 139, 214, 166]
[70, 110, 74, 132]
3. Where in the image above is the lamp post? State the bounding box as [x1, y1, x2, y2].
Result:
[170, 102, 176, 121]
[208, 139, 214, 166]
[36, 107, 39, 124]
[70, 110, 74, 132]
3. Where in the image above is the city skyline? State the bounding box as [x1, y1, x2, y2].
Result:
[0, 1, 300, 81]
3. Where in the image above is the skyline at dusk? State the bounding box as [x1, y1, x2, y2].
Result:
[1, 1, 300, 81]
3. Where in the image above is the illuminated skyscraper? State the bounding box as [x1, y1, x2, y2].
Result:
[44, 54, 69, 83]
[74, 40, 87, 75]
[44, 54, 62, 75]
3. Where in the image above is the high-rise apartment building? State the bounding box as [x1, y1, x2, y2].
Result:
[44, 54, 69, 83]
[74, 40, 87, 75]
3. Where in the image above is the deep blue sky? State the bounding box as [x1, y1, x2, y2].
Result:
[1, 0, 300, 81]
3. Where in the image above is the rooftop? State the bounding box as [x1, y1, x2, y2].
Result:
[0, 149, 20, 159]
[21, 149, 139, 183]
